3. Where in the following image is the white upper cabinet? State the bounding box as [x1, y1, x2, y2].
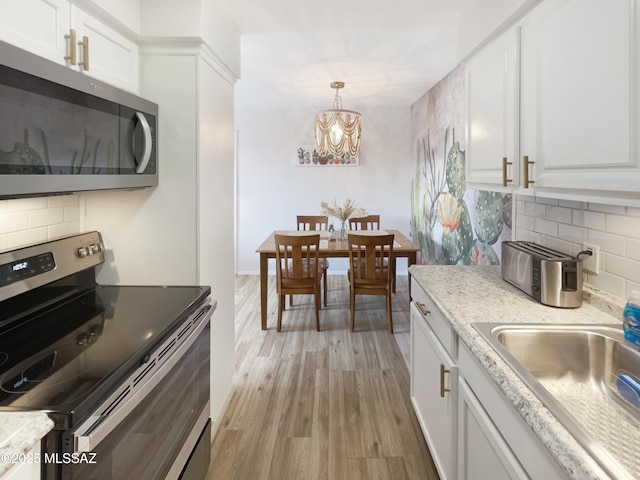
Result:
[466, 0, 640, 205]
[519, 0, 639, 202]
[465, 28, 520, 190]
[0, 0, 71, 63]
[0, 0, 138, 93]
[70, 6, 139, 92]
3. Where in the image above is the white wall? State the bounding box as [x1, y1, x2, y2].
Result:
[83, 53, 199, 286]
[139, 0, 241, 78]
[236, 105, 412, 274]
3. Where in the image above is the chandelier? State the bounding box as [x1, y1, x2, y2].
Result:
[314, 81, 361, 158]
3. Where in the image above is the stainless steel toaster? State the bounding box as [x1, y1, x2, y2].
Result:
[501, 241, 583, 308]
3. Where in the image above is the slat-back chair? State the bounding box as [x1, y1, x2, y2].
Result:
[347, 233, 394, 333]
[275, 233, 322, 332]
[296, 215, 329, 306]
[349, 215, 380, 230]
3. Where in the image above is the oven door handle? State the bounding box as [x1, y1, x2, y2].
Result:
[72, 302, 213, 453]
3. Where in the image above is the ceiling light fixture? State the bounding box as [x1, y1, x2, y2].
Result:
[314, 81, 361, 158]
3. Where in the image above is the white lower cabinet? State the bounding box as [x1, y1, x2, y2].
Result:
[458, 379, 527, 480]
[410, 278, 568, 480]
[1, 443, 41, 480]
[458, 342, 567, 479]
[411, 301, 458, 480]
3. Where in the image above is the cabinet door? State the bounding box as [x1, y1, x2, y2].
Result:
[71, 7, 139, 92]
[411, 303, 457, 480]
[1, 443, 41, 480]
[458, 379, 527, 480]
[520, 0, 640, 197]
[465, 27, 519, 189]
[0, 0, 71, 64]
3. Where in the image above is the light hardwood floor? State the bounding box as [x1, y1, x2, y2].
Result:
[206, 274, 439, 480]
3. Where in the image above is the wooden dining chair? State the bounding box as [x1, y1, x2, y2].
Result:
[274, 234, 322, 332]
[347, 232, 395, 333]
[296, 215, 329, 306]
[349, 214, 380, 230]
[297, 215, 329, 231]
[348, 214, 397, 293]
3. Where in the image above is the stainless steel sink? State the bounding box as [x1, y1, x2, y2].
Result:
[474, 323, 640, 480]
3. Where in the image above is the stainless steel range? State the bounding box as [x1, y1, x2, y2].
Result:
[0, 232, 214, 480]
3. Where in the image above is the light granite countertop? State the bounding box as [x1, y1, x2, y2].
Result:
[0, 412, 54, 477]
[409, 264, 628, 480]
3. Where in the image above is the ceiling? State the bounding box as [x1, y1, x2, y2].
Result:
[221, 0, 468, 109]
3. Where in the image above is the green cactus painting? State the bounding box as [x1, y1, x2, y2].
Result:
[409, 65, 511, 265]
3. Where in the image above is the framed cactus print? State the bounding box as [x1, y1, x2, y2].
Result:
[295, 145, 359, 167]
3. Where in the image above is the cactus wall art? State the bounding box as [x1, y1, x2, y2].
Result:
[410, 65, 511, 265]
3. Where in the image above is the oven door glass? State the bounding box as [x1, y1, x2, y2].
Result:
[48, 320, 210, 480]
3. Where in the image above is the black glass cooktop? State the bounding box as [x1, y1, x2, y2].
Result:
[0, 284, 209, 427]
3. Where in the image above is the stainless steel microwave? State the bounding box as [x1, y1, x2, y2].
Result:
[0, 40, 158, 199]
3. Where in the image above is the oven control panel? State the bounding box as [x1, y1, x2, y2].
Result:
[0, 252, 55, 287]
[0, 231, 105, 302]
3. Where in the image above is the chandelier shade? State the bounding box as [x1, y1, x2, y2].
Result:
[314, 82, 361, 158]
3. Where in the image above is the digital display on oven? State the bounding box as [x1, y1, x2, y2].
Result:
[0, 252, 55, 287]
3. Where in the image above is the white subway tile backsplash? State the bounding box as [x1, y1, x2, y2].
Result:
[7, 228, 48, 249]
[49, 221, 81, 239]
[559, 199, 588, 209]
[0, 195, 81, 250]
[587, 269, 626, 299]
[64, 206, 80, 222]
[546, 206, 572, 224]
[47, 195, 79, 208]
[589, 203, 626, 215]
[572, 210, 606, 231]
[558, 223, 587, 244]
[516, 193, 639, 301]
[608, 254, 640, 284]
[534, 217, 558, 237]
[545, 236, 573, 254]
[588, 230, 625, 256]
[607, 214, 640, 239]
[517, 213, 535, 230]
[627, 238, 640, 262]
[29, 207, 64, 228]
[536, 197, 559, 206]
[6, 197, 47, 212]
[525, 202, 546, 218]
[0, 212, 28, 234]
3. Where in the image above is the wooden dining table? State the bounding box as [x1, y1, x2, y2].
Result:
[255, 229, 421, 330]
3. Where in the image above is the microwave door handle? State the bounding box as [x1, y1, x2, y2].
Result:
[134, 112, 152, 173]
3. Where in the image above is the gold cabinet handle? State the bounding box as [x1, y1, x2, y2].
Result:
[440, 364, 451, 398]
[64, 29, 77, 65]
[78, 35, 89, 71]
[502, 157, 512, 186]
[523, 155, 535, 188]
[416, 302, 430, 317]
